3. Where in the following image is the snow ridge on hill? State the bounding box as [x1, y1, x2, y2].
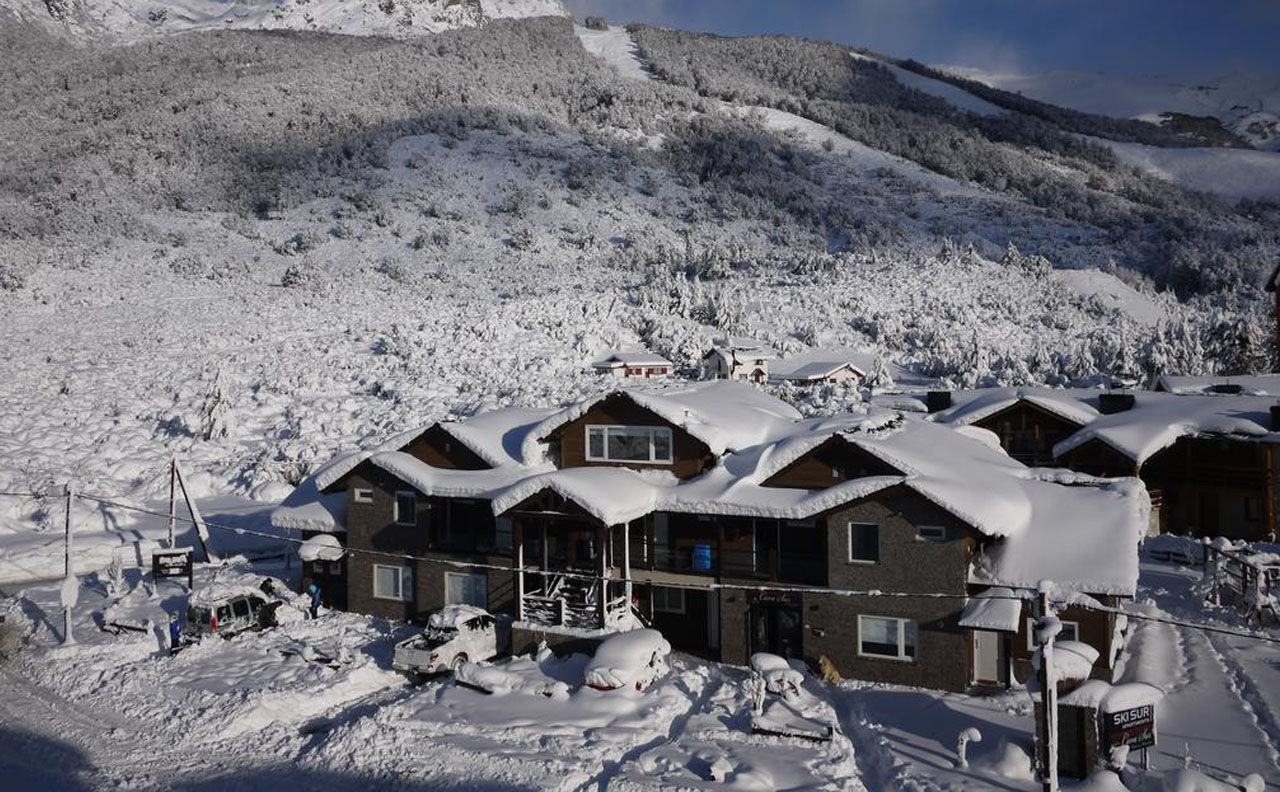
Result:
[3, 0, 569, 40]
[946, 65, 1280, 152]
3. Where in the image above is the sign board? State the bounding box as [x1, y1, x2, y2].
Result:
[152, 547, 194, 588]
[1104, 704, 1155, 751]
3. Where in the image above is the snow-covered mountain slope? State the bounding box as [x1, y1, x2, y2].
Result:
[946, 66, 1280, 152]
[0, 17, 1272, 555]
[2, 0, 568, 40]
[1097, 138, 1280, 202]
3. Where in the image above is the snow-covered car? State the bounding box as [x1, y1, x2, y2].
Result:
[454, 660, 569, 699]
[584, 628, 671, 692]
[750, 652, 805, 696]
[392, 604, 498, 677]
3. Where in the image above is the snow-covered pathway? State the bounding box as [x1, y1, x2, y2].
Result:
[1127, 564, 1280, 787]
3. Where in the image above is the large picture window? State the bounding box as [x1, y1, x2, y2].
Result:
[445, 572, 488, 609]
[651, 586, 686, 614]
[859, 615, 918, 660]
[373, 564, 412, 601]
[585, 425, 674, 464]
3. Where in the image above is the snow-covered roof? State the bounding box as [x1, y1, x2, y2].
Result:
[1155, 374, 1280, 397]
[590, 350, 673, 369]
[705, 336, 777, 359]
[270, 479, 346, 534]
[523, 381, 802, 461]
[491, 467, 660, 526]
[770, 348, 872, 382]
[970, 471, 1148, 596]
[1053, 391, 1278, 466]
[932, 387, 1101, 429]
[958, 587, 1023, 631]
[369, 451, 552, 501]
[435, 407, 560, 468]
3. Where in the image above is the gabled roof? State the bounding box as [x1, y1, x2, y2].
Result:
[523, 381, 802, 461]
[932, 387, 1100, 429]
[703, 336, 777, 360]
[772, 361, 865, 382]
[590, 350, 673, 369]
[770, 347, 874, 383]
[1053, 391, 1278, 465]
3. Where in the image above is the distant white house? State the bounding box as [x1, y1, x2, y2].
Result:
[702, 336, 775, 383]
[591, 350, 673, 379]
[771, 359, 866, 386]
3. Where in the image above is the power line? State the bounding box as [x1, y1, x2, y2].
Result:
[20, 488, 1280, 647]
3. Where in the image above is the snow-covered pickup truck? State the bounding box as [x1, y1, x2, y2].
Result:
[392, 604, 498, 677]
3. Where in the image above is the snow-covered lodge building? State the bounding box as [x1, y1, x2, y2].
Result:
[927, 387, 1280, 542]
[275, 382, 1148, 693]
[590, 350, 673, 379]
[701, 337, 775, 383]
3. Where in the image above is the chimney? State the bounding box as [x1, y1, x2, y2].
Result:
[926, 390, 953, 414]
[1270, 405, 1280, 431]
[1210, 383, 1243, 395]
[1098, 392, 1135, 415]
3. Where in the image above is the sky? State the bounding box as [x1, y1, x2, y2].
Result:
[561, 0, 1280, 79]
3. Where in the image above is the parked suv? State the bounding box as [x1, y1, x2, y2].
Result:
[186, 589, 280, 639]
[393, 605, 498, 677]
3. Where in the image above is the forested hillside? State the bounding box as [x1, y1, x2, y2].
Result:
[0, 15, 1276, 510]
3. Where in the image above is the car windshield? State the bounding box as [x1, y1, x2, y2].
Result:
[424, 626, 459, 645]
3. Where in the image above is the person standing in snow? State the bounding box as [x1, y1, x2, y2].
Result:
[307, 582, 322, 619]
[168, 611, 182, 655]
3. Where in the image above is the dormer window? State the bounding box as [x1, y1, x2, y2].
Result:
[586, 425, 674, 464]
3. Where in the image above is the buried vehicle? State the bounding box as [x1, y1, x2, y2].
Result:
[185, 575, 307, 639]
[750, 652, 806, 696]
[584, 628, 671, 692]
[393, 604, 499, 677]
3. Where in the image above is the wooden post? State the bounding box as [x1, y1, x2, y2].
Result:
[622, 520, 632, 611]
[62, 485, 75, 646]
[167, 458, 177, 548]
[1037, 582, 1059, 792]
[598, 524, 608, 627]
[514, 520, 525, 623]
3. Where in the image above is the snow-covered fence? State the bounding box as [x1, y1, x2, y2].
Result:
[1203, 542, 1279, 624]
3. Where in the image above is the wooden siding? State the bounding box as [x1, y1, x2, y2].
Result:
[974, 402, 1085, 467]
[761, 437, 903, 489]
[402, 424, 492, 470]
[545, 394, 714, 479]
[1057, 437, 1138, 477]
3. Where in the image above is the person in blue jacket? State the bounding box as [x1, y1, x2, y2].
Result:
[168, 611, 182, 655]
[307, 582, 322, 619]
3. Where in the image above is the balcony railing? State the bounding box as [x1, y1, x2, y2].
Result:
[650, 545, 825, 585]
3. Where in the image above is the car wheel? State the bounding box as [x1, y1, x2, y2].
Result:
[451, 653, 468, 673]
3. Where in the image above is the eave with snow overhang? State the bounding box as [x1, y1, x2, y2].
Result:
[932, 387, 1101, 429]
[770, 360, 866, 385]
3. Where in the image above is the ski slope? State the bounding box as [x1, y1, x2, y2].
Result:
[1099, 139, 1280, 202]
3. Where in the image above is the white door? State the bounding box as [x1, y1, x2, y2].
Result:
[973, 630, 1003, 684]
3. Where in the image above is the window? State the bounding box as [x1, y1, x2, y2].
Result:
[1245, 497, 1262, 522]
[1026, 618, 1079, 651]
[917, 525, 947, 542]
[585, 425, 674, 464]
[216, 605, 232, 624]
[353, 488, 374, 504]
[232, 599, 249, 619]
[849, 523, 880, 563]
[652, 586, 686, 614]
[395, 491, 417, 526]
[495, 517, 513, 552]
[446, 572, 487, 608]
[374, 564, 412, 601]
[859, 615, 918, 660]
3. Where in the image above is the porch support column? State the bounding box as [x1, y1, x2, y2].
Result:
[622, 520, 633, 611]
[598, 523, 609, 627]
[514, 518, 525, 622]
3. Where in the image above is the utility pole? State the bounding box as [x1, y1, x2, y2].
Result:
[167, 458, 177, 548]
[61, 485, 76, 646]
[1036, 581, 1060, 792]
